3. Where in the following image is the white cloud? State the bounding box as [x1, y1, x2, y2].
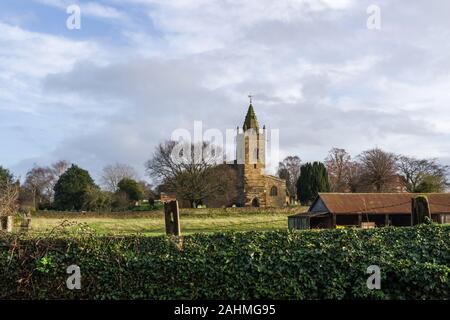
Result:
[0, 22, 98, 78]
[34, 0, 125, 20]
[2, 0, 450, 182]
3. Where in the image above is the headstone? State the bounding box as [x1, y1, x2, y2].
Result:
[7, 216, 13, 232]
[20, 211, 32, 232]
[0, 216, 13, 232]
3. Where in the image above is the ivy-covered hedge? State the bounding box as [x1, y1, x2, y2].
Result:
[0, 225, 449, 299]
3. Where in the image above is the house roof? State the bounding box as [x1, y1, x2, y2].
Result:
[311, 193, 450, 215]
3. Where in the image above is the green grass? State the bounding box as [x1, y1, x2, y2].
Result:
[28, 207, 307, 236]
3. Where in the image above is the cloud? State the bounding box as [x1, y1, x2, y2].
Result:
[2, 0, 450, 184]
[34, 0, 126, 20]
[0, 21, 106, 176]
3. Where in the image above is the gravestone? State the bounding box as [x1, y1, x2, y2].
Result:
[0, 216, 13, 232]
[20, 211, 32, 232]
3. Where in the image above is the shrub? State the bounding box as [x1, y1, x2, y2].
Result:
[0, 225, 449, 299]
[117, 178, 144, 202]
[132, 202, 164, 211]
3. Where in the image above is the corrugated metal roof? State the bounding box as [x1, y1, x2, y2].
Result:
[314, 193, 450, 215]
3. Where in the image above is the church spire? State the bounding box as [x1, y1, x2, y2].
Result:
[243, 101, 259, 131]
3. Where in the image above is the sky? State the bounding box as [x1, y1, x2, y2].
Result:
[1, 0, 450, 184]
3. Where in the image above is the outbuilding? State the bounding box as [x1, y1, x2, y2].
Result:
[288, 193, 450, 230]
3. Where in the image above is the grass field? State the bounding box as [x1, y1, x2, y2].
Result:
[29, 207, 307, 236]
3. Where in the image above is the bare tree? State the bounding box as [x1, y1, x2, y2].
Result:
[358, 148, 398, 192]
[51, 160, 70, 180]
[0, 183, 19, 214]
[146, 140, 234, 207]
[23, 166, 54, 210]
[346, 161, 363, 192]
[21, 160, 70, 208]
[324, 148, 352, 192]
[0, 173, 19, 232]
[101, 163, 138, 192]
[277, 156, 301, 199]
[397, 156, 449, 192]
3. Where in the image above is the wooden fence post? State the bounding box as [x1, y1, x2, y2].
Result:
[164, 200, 181, 236]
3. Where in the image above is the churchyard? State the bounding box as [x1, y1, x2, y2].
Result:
[28, 207, 305, 236]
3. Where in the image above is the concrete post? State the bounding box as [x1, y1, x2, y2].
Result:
[1, 216, 13, 232]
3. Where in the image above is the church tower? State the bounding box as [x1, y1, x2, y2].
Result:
[242, 103, 265, 170]
[236, 101, 267, 207]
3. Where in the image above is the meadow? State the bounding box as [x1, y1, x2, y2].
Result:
[29, 207, 307, 236]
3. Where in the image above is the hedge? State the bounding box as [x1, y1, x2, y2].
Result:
[0, 224, 449, 299]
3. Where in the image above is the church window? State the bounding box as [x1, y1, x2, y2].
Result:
[270, 186, 278, 196]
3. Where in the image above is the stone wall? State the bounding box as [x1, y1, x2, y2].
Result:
[264, 176, 287, 207]
[243, 163, 267, 207]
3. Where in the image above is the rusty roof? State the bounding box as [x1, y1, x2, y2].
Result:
[313, 193, 450, 215]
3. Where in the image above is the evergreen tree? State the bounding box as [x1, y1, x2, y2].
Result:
[53, 164, 97, 210]
[296, 161, 330, 205]
[297, 163, 311, 205]
[117, 178, 144, 202]
[0, 166, 13, 187]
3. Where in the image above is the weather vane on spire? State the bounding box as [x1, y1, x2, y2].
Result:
[248, 93, 253, 104]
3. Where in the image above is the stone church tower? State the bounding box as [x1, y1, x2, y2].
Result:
[234, 103, 287, 207]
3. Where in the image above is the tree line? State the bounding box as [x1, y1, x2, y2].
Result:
[0, 141, 236, 212]
[0, 161, 154, 213]
[278, 147, 449, 205]
[1, 144, 449, 213]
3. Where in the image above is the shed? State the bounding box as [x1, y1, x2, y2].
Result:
[290, 193, 450, 230]
[288, 212, 329, 230]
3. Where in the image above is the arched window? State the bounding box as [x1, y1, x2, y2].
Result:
[270, 186, 278, 196]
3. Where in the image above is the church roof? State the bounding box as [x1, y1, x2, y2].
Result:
[243, 104, 259, 131]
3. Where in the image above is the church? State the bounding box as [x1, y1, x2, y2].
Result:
[228, 102, 288, 207]
[161, 101, 288, 208]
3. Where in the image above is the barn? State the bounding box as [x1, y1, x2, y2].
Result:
[288, 193, 450, 230]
